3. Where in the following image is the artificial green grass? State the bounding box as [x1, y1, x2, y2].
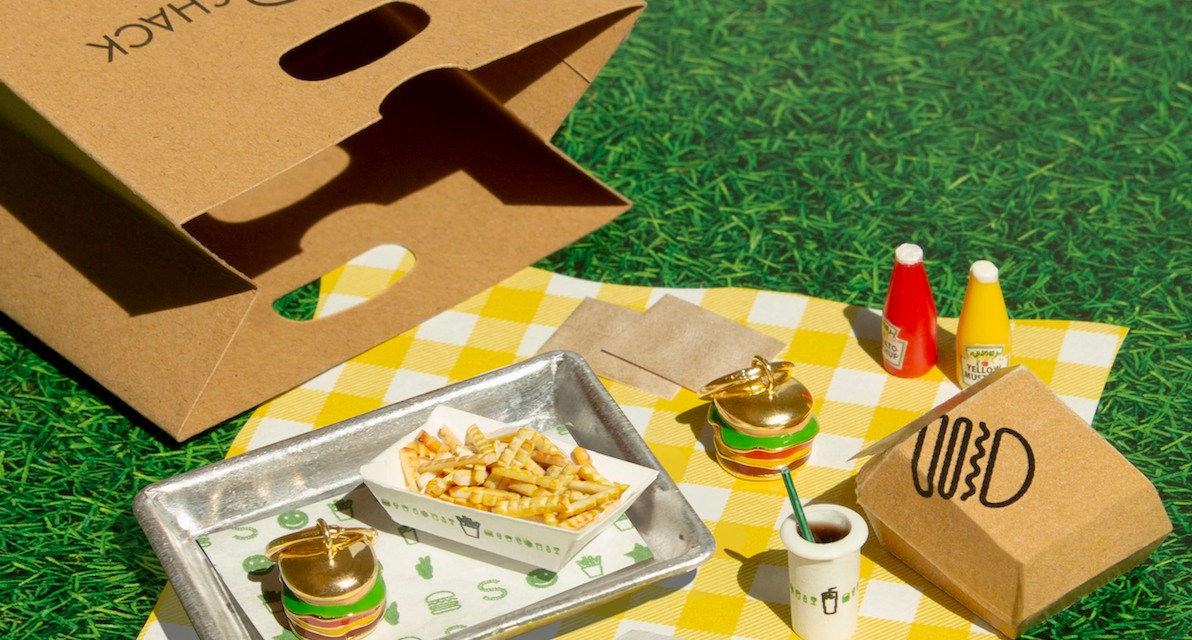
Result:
[1, 0, 1188, 638]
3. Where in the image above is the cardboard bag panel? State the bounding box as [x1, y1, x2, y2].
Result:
[0, 0, 645, 440]
[855, 366, 1170, 638]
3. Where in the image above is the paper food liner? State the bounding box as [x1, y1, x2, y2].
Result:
[201, 434, 654, 639]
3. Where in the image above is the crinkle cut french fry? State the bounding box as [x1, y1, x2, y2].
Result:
[535, 473, 574, 493]
[495, 495, 562, 517]
[451, 469, 473, 486]
[418, 451, 497, 474]
[569, 479, 614, 494]
[398, 420, 627, 530]
[507, 481, 541, 497]
[497, 430, 532, 469]
[463, 486, 521, 508]
[572, 446, 593, 466]
[528, 429, 565, 456]
[562, 484, 627, 518]
[560, 507, 603, 530]
[425, 474, 450, 498]
[489, 465, 540, 486]
[399, 447, 420, 490]
[438, 425, 463, 448]
[466, 425, 495, 455]
[533, 451, 570, 468]
[577, 464, 610, 485]
[416, 430, 444, 453]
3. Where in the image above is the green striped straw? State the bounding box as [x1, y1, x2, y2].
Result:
[781, 466, 815, 542]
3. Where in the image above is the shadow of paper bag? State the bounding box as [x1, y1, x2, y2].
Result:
[0, 0, 646, 440]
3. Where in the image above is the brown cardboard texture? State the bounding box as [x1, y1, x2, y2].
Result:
[855, 366, 1170, 637]
[0, 0, 645, 440]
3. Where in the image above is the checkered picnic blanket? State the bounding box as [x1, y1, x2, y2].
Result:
[138, 251, 1127, 640]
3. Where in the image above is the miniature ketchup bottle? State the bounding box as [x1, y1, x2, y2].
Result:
[955, 259, 1011, 388]
[881, 243, 938, 377]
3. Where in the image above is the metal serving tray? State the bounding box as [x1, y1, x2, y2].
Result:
[135, 350, 715, 640]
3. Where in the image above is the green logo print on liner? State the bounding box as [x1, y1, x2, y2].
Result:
[232, 526, 258, 540]
[426, 590, 461, 615]
[276, 510, 309, 530]
[625, 543, 653, 563]
[478, 579, 508, 601]
[242, 554, 274, 575]
[416, 555, 433, 579]
[576, 555, 604, 578]
[329, 498, 354, 521]
[384, 602, 400, 625]
[195, 534, 212, 547]
[525, 568, 558, 588]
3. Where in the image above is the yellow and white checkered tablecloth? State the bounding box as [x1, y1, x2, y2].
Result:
[138, 254, 1128, 640]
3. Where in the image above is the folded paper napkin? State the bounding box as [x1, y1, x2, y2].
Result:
[139, 261, 1127, 640]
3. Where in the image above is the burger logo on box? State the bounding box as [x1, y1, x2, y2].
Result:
[911, 414, 1035, 508]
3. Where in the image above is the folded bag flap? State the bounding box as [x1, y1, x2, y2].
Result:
[0, 121, 258, 432]
[0, 0, 645, 227]
[172, 61, 634, 440]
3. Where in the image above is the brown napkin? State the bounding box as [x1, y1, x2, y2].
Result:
[601, 294, 785, 392]
[536, 297, 681, 398]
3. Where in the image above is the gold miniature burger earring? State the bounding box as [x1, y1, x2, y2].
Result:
[266, 519, 386, 640]
[699, 356, 820, 480]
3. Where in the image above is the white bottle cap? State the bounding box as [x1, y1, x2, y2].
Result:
[894, 243, 924, 266]
[970, 260, 999, 283]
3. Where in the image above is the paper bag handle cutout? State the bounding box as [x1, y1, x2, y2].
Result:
[279, 3, 430, 82]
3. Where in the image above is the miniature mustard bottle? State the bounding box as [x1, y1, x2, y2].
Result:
[881, 243, 938, 377]
[955, 259, 1011, 388]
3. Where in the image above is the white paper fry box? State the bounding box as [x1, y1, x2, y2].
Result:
[361, 406, 659, 572]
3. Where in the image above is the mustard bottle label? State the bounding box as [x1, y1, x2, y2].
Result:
[881, 317, 908, 370]
[960, 344, 1009, 387]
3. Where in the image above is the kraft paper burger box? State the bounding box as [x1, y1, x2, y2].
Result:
[855, 366, 1171, 638]
[0, 1, 645, 441]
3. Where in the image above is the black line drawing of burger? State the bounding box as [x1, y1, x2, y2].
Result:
[911, 414, 1035, 508]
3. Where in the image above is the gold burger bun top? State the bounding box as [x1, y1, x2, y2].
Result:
[699, 356, 814, 435]
[266, 519, 380, 606]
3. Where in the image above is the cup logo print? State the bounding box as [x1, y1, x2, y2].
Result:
[911, 414, 1035, 508]
[821, 587, 838, 615]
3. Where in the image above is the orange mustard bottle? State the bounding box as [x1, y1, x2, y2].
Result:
[955, 260, 1011, 388]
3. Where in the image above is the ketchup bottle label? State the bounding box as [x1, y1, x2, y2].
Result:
[881, 317, 908, 370]
[960, 345, 1009, 387]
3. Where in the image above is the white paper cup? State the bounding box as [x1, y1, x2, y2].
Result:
[780, 504, 869, 640]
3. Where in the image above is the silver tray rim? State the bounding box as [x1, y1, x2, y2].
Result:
[135, 350, 716, 640]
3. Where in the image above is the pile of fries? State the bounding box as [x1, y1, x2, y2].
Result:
[398, 425, 628, 530]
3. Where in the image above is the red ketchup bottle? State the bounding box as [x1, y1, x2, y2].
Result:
[881, 243, 938, 377]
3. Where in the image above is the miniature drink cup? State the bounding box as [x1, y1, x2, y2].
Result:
[780, 504, 868, 640]
[699, 356, 819, 480]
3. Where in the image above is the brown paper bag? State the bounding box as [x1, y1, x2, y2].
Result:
[0, 0, 645, 440]
[855, 366, 1171, 637]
